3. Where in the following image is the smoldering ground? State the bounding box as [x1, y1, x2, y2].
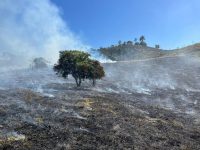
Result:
[1, 55, 200, 117]
[1, 54, 200, 149]
[1, 0, 200, 149]
[0, 2, 200, 144]
[103, 55, 200, 115]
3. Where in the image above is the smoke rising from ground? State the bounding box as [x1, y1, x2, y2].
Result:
[104, 56, 200, 92]
[0, 0, 89, 69]
[100, 55, 200, 117]
[0, 0, 200, 120]
[0, 55, 200, 119]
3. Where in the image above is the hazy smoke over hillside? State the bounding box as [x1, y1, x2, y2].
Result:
[0, 0, 89, 69]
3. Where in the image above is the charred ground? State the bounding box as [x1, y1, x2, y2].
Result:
[0, 56, 200, 149]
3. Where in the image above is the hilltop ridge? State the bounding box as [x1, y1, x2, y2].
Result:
[98, 39, 200, 61]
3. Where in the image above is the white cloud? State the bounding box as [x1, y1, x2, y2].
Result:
[0, 0, 89, 67]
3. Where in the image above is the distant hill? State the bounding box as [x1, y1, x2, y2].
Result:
[172, 43, 200, 56]
[98, 42, 200, 61]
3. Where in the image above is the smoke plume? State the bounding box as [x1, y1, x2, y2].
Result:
[0, 0, 89, 69]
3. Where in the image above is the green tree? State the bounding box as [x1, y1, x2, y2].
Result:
[134, 38, 137, 42]
[140, 41, 147, 46]
[54, 50, 105, 87]
[122, 42, 127, 46]
[139, 36, 147, 46]
[155, 44, 160, 49]
[127, 41, 133, 46]
[90, 60, 105, 86]
[139, 35, 145, 42]
[134, 38, 140, 45]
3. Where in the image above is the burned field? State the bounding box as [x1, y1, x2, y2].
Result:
[1, 56, 200, 150]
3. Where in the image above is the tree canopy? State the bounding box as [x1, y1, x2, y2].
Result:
[54, 50, 105, 87]
[139, 36, 147, 46]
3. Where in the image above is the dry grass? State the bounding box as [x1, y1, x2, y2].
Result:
[17, 89, 41, 103]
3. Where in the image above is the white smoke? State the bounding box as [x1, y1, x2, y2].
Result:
[0, 0, 89, 69]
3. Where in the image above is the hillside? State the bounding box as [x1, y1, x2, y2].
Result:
[1, 40, 200, 149]
[1, 56, 200, 149]
[98, 42, 200, 61]
[173, 43, 200, 56]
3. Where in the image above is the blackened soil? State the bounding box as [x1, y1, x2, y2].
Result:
[0, 88, 200, 150]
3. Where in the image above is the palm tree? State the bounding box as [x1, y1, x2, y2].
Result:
[134, 38, 140, 45]
[139, 36, 145, 42]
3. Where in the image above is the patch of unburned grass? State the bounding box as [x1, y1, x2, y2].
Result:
[0, 132, 26, 148]
[77, 98, 94, 111]
[17, 89, 42, 103]
[35, 117, 44, 124]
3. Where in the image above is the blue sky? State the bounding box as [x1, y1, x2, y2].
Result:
[52, 0, 200, 49]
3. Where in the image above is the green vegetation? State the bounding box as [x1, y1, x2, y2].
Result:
[155, 44, 160, 49]
[99, 35, 200, 61]
[54, 50, 105, 87]
[98, 36, 164, 61]
[139, 35, 147, 46]
[134, 38, 140, 45]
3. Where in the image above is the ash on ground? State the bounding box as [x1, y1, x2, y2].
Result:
[0, 56, 200, 150]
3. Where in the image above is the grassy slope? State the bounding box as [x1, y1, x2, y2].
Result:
[99, 43, 200, 61]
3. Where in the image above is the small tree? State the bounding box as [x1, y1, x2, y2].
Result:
[134, 38, 137, 43]
[32, 57, 48, 69]
[139, 35, 145, 42]
[54, 50, 105, 87]
[155, 44, 160, 49]
[134, 38, 140, 45]
[88, 60, 105, 86]
[127, 41, 133, 46]
[139, 36, 147, 46]
[140, 41, 147, 46]
[122, 42, 127, 46]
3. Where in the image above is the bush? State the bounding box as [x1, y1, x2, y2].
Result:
[140, 41, 147, 47]
[32, 57, 48, 69]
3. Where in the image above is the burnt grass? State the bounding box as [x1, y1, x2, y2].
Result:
[1, 57, 200, 149]
[0, 87, 200, 150]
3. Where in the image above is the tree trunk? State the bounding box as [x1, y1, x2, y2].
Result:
[74, 77, 79, 87]
[73, 75, 82, 87]
[78, 78, 82, 87]
[92, 79, 96, 86]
